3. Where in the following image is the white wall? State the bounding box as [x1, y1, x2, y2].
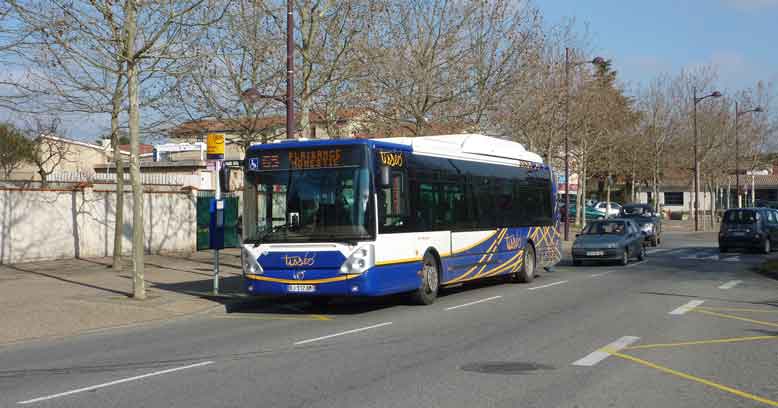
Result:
[0, 188, 197, 264]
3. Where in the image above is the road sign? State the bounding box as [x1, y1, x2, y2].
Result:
[207, 133, 225, 160]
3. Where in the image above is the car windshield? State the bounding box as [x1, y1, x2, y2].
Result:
[724, 210, 757, 224]
[621, 206, 650, 217]
[582, 221, 626, 235]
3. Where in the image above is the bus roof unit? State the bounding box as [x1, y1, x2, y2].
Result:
[377, 134, 543, 165]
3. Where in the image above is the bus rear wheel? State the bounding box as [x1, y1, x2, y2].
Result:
[411, 252, 439, 305]
[513, 244, 535, 283]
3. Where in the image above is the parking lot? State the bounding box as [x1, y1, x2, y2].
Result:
[1, 231, 776, 408]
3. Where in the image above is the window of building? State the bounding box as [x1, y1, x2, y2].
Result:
[664, 192, 684, 206]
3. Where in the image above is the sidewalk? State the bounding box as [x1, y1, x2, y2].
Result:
[0, 250, 246, 346]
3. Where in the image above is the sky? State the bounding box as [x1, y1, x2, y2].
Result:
[536, 0, 778, 91]
[4, 0, 777, 141]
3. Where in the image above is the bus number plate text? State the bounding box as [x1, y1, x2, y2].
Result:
[288, 284, 315, 293]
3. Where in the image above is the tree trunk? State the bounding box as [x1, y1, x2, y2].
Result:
[652, 159, 659, 213]
[111, 74, 124, 271]
[582, 164, 588, 225]
[38, 169, 47, 187]
[125, 0, 145, 300]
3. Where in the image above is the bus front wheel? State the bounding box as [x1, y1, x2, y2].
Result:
[411, 252, 439, 305]
[513, 244, 536, 283]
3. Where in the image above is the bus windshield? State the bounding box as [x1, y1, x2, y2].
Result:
[244, 166, 373, 243]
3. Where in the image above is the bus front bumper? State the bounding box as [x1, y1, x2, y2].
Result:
[244, 261, 423, 297]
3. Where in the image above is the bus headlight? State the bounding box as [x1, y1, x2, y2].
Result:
[242, 247, 263, 275]
[339, 245, 374, 274]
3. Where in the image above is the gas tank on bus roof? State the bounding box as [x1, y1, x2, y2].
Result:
[377, 134, 543, 164]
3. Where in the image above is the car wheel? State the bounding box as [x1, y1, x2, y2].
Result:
[763, 239, 771, 255]
[720, 245, 728, 253]
[411, 252, 439, 305]
[513, 245, 536, 283]
[573, 258, 582, 266]
[650, 236, 658, 247]
[637, 245, 646, 261]
[620, 248, 629, 266]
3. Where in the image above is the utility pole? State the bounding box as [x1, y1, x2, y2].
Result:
[734, 101, 763, 208]
[562, 48, 606, 240]
[693, 86, 699, 231]
[735, 100, 741, 208]
[563, 47, 570, 241]
[691, 87, 722, 231]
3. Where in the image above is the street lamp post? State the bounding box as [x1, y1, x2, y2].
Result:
[242, 1, 295, 140]
[691, 87, 722, 232]
[563, 47, 605, 241]
[734, 101, 763, 208]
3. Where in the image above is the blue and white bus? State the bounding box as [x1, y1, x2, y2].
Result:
[241, 134, 561, 304]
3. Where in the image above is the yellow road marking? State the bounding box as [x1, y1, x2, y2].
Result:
[624, 335, 778, 350]
[697, 306, 778, 314]
[610, 352, 778, 407]
[693, 309, 778, 328]
[215, 314, 332, 321]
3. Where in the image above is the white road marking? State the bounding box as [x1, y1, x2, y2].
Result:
[722, 256, 741, 263]
[572, 336, 640, 367]
[294, 322, 393, 345]
[646, 248, 671, 254]
[527, 280, 568, 290]
[17, 361, 214, 405]
[719, 280, 742, 290]
[669, 300, 705, 315]
[445, 296, 502, 311]
[625, 260, 647, 268]
[590, 272, 611, 277]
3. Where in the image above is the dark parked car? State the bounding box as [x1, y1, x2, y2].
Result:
[719, 208, 778, 254]
[619, 203, 662, 246]
[572, 219, 646, 266]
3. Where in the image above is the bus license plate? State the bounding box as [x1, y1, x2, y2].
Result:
[288, 284, 315, 293]
[586, 251, 604, 256]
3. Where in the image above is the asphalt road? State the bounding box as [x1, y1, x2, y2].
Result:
[1, 231, 777, 408]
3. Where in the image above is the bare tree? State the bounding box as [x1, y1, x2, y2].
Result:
[26, 117, 71, 186]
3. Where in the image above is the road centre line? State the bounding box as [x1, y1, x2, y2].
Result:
[669, 300, 705, 315]
[572, 336, 640, 367]
[590, 272, 611, 277]
[718, 280, 742, 290]
[625, 260, 647, 268]
[646, 248, 671, 254]
[17, 361, 214, 405]
[294, 322, 393, 345]
[527, 280, 568, 290]
[445, 296, 502, 311]
[610, 351, 778, 407]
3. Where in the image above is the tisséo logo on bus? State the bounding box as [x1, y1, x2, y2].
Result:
[378, 151, 403, 167]
[284, 255, 315, 267]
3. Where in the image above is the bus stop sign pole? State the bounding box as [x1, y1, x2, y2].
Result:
[207, 133, 226, 295]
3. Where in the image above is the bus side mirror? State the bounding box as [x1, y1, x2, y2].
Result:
[380, 165, 391, 187]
